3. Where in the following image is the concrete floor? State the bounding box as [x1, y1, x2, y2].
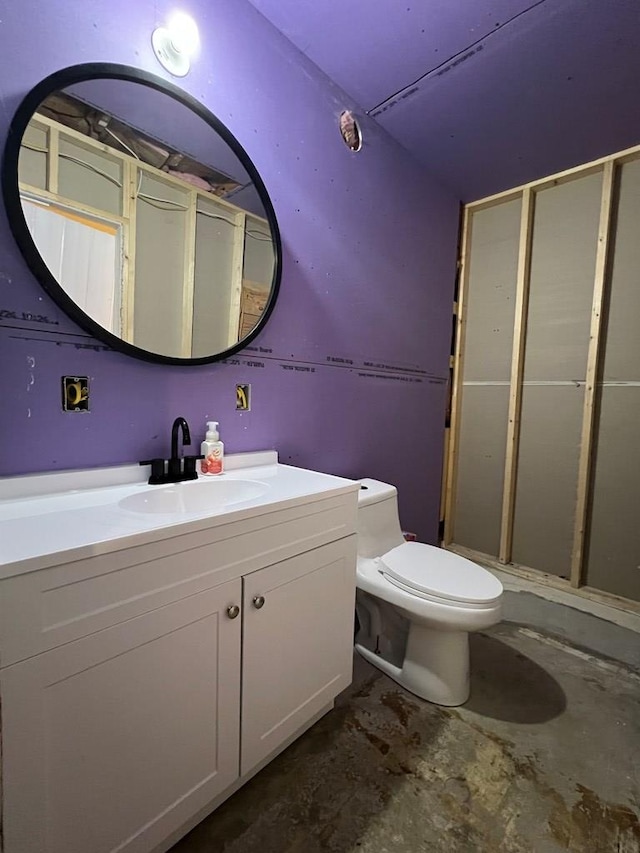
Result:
[170, 621, 640, 853]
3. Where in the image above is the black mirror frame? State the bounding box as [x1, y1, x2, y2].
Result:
[1, 63, 282, 366]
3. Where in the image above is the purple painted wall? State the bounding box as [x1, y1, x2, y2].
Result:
[251, 0, 640, 202]
[371, 0, 640, 201]
[0, 0, 460, 543]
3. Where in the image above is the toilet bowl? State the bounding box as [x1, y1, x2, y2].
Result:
[354, 478, 503, 706]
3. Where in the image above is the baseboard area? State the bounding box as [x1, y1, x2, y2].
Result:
[490, 568, 640, 673]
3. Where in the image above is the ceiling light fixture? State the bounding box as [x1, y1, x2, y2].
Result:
[152, 12, 200, 77]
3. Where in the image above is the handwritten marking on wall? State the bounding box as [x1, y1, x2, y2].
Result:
[1, 308, 59, 325]
[26, 355, 36, 393]
[281, 364, 315, 373]
[221, 357, 265, 369]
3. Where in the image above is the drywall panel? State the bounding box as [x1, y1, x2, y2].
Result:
[19, 121, 48, 190]
[585, 389, 640, 601]
[512, 385, 584, 577]
[243, 218, 275, 286]
[523, 173, 602, 381]
[462, 198, 521, 382]
[453, 386, 509, 558]
[192, 198, 235, 358]
[58, 138, 122, 216]
[133, 173, 188, 357]
[602, 158, 640, 381]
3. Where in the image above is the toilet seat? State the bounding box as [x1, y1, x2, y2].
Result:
[377, 542, 503, 609]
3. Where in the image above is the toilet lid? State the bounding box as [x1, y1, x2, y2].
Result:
[378, 542, 503, 605]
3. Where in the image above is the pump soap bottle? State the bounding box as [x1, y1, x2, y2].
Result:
[200, 421, 224, 475]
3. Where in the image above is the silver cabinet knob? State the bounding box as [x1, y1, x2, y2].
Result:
[227, 604, 240, 619]
[253, 595, 265, 609]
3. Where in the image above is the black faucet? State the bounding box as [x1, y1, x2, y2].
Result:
[168, 417, 192, 480]
[139, 417, 202, 484]
[171, 417, 191, 460]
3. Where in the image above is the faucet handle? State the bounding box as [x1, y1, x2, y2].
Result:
[183, 454, 204, 479]
[139, 458, 167, 485]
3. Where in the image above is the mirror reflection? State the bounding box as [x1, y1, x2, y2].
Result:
[15, 74, 279, 361]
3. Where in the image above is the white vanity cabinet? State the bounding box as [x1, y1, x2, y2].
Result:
[0, 466, 358, 853]
[241, 537, 357, 774]
[1, 580, 243, 853]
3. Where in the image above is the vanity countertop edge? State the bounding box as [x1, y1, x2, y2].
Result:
[0, 451, 361, 580]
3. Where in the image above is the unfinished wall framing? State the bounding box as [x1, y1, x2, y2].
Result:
[19, 114, 273, 358]
[444, 144, 640, 610]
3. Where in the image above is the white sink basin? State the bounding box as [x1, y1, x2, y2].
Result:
[0, 452, 362, 572]
[119, 478, 269, 515]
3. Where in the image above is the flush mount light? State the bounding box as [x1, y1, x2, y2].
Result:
[152, 12, 200, 77]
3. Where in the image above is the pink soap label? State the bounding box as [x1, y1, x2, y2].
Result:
[201, 449, 223, 475]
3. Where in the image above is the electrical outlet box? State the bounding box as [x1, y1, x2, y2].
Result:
[236, 384, 251, 411]
[62, 376, 90, 412]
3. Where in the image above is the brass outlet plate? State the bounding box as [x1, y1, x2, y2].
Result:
[62, 376, 90, 412]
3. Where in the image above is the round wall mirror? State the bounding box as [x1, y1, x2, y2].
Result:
[2, 64, 282, 365]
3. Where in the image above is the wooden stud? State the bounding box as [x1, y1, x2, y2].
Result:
[121, 161, 137, 343]
[443, 207, 472, 545]
[228, 211, 246, 346]
[181, 189, 198, 357]
[498, 188, 534, 564]
[47, 125, 59, 195]
[569, 161, 616, 587]
[439, 427, 450, 524]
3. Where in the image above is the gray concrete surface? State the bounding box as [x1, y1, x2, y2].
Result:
[502, 590, 640, 673]
[170, 622, 640, 853]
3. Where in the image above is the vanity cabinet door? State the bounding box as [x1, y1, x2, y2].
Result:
[241, 536, 357, 774]
[0, 579, 242, 853]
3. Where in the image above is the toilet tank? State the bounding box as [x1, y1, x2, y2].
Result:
[357, 478, 406, 558]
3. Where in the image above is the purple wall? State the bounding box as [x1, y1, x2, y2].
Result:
[370, 0, 640, 202]
[250, 0, 640, 203]
[0, 0, 460, 543]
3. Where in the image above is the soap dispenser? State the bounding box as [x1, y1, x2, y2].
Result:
[200, 421, 224, 475]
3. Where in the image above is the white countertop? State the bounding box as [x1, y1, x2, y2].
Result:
[0, 451, 360, 578]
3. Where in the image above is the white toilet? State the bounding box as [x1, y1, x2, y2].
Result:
[354, 478, 503, 706]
